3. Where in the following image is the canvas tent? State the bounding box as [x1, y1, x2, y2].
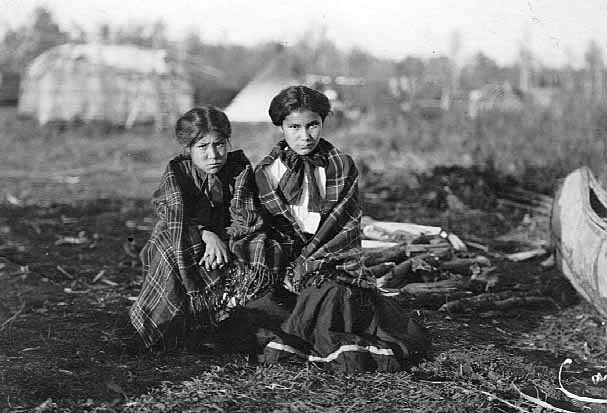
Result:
[224, 53, 305, 123]
[18, 43, 193, 127]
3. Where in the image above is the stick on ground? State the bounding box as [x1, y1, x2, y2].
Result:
[512, 383, 577, 413]
[0, 301, 26, 333]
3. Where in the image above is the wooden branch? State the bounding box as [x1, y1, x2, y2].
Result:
[497, 187, 553, 206]
[439, 256, 492, 274]
[0, 301, 26, 333]
[460, 236, 505, 258]
[407, 243, 452, 256]
[362, 239, 451, 267]
[512, 383, 577, 413]
[439, 291, 517, 312]
[376, 259, 415, 289]
[362, 243, 410, 267]
[497, 198, 551, 215]
[463, 240, 490, 252]
[439, 292, 552, 313]
[376, 253, 442, 289]
[56, 265, 74, 280]
[504, 248, 548, 262]
[455, 384, 532, 413]
[399, 279, 468, 295]
[497, 192, 553, 210]
[492, 296, 553, 310]
[367, 262, 396, 277]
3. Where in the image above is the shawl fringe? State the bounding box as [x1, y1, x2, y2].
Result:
[188, 263, 282, 325]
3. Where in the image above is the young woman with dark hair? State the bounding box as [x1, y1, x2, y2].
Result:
[130, 106, 283, 348]
[231, 86, 429, 373]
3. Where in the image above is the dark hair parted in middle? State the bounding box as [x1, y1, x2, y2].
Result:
[268, 85, 332, 126]
[175, 106, 231, 147]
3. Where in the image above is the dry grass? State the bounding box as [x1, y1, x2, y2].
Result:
[3, 102, 607, 412]
[2, 98, 607, 204]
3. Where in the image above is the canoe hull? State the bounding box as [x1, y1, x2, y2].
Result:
[551, 167, 607, 318]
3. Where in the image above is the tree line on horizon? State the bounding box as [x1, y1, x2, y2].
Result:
[1, 6, 606, 108]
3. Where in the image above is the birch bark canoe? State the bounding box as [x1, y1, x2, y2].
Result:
[551, 166, 607, 318]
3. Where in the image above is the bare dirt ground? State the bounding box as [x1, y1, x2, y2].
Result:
[2, 164, 607, 413]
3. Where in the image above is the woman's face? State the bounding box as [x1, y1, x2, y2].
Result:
[189, 132, 229, 174]
[280, 109, 323, 156]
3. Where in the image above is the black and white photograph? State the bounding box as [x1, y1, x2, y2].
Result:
[2, 0, 607, 411]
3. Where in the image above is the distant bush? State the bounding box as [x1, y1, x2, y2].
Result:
[2, 91, 607, 198]
[322, 95, 607, 193]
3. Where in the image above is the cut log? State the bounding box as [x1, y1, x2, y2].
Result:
[504, 248, 548, 262]
[376, 253, 447, 289]
[439, 256, 492, 274]
[361, 240, 399, 249]
[361, 242, 450, 267]
[491, 296, 553, 310]
[407, 243, 452, 256]
[460, 236, 504, 258]
[362, 243, 410, 267]
[439, 291, 515, 312]
[439, 291, 548, 313]
[376, 259, 416, 289]
[399, 279, 468, 295]
[497, 192, 553, 210]
[497, 198, 551, 216]
[462, 240, 489, 252]
[367, 262, 396, 277]
[361, 218, 443, 238]
[496, 187, 553, 206]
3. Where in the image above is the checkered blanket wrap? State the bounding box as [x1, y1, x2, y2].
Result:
[129, 151, 282, 347]
[227, 161, 287, 281]
[251, 139, 371, 292]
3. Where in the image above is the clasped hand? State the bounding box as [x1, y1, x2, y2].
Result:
[199, 230, 230, 271]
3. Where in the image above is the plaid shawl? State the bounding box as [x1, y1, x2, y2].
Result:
[231, 139, 370, 293]
[130, 150, 282, 347]
[225, 159, 286, 295]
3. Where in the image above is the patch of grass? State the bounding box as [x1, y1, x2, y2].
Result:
[3, 98, 607, 205]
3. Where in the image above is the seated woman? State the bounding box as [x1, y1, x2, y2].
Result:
[130, 106, 283, 348]
[231, 86, 430, 373]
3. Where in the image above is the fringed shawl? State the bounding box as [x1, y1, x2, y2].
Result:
[130, 150, 283, 347]
[225, 158, 286, 299]
[231, 139, 370, 293]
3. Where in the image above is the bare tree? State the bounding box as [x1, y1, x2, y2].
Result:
[585, 39, 604, 101]
[0, 7, 69, 74]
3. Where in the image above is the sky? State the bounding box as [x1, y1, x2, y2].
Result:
[1, 0, 606, 68]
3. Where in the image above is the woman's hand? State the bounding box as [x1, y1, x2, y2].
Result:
[200, 230, 230, 271]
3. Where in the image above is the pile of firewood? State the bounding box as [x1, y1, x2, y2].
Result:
[362, 236, 493, 294]
[361, 217, 553, 313]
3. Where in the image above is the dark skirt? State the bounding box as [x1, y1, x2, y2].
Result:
[254, 280, 430, 373]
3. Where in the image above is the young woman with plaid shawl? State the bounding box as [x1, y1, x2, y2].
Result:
[230, 86, 429, 373]
[130, 107, 284, 348]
